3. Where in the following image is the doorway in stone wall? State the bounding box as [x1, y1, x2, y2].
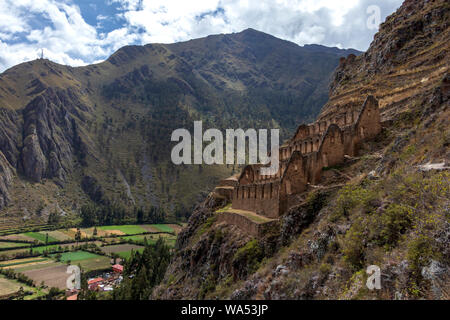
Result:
[322, 153, 329, 167]
[285, 180, 292, 195]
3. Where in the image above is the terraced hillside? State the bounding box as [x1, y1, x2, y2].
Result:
[319, 0, 449, 124]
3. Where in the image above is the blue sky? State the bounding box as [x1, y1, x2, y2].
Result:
[0, 0, 403, 72]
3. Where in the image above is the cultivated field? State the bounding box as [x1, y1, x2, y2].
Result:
[98, 225, 148, 235]
[0, 275, 22, 296]
[23, 232, 59, 243]
[0, 223, 184, 298]
[101, 244, 145, 259]
[20, 264, 68, 289]
[0, 242, 29, 249]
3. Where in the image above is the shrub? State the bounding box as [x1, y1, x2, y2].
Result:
[407, 235, 435, 277]
[330, 185, 377, 221]
[319, 263, 332, 275]
[341, 220, 365, 269]
[233, 239, 263, 277]
[378, 204, 413, 247]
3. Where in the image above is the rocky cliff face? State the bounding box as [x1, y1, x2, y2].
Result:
[156, 0, 450, 300]
[320, 0, 449, 122]
[21, 88, 88, 183]
[0, 151, 14, 209]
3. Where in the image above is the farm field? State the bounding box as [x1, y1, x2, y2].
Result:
[23, 232, 58, 243]
[0, 275, 22, 296]
[20, 263, 69, 290]
[57, 251, 101, 262]
[118, 233, 176, 243]
[0, 275, 41, 299]
[0, 234, 36, 242]
[101, 244, 144, 255]
[0, 242, 29, 249]
[0, 257, 50, 268]
[116, 249, 144, 259]
[0, 252, 111, 290]
[0, 223, 184, 298]
[0, 248, 29, 260]
[13, 260, 63, 273]
[98, 225, 148, 235]
[150, 224, 174, 233]
[76, 255, 111, 271]
[168, 224, 184, 233]
[55, 251, 111, 271]
[30, 244, 69, 254]
[43, 230, 72, 241]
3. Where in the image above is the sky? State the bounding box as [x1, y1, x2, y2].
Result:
[0, 0, 404, 72]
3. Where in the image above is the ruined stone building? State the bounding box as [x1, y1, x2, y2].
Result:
[215, 95, 381, 235]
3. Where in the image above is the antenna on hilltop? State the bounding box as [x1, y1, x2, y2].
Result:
[40, 49, 44, 60]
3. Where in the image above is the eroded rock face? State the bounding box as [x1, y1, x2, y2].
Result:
[20, 88, 83, 183]
[0, 151, 14, 209]
[21, 125, 47, 182]
[0, 108, 20, 208]
[0, 108, 21, 168]
[322, 0, 449, 122]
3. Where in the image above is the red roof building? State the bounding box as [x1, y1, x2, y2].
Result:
[67, 294, 78, 300]
[88, 277, 104, 290]
[112, 264, 124, 273]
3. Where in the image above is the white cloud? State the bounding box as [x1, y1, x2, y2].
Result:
[0, 0, 109, 71]
[0, 0, 404, 72]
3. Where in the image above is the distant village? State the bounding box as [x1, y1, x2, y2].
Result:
[66, 264, 124, 300]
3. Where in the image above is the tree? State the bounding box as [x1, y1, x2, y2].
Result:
[48, 209, 60, 225]
[112, 238, 171, 300]
[78, 270, 97, 300]
[75, 229, 82, 242]
[17, 287, 25, 300]
[136, 207, 144, 224]
[47, 287, 62, 300]
[93, 227, 98, 236]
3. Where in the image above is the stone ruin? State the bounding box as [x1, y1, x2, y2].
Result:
[214, 95, 382, 236]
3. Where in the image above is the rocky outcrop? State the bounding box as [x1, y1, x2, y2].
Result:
[322, 0, 449, 121]
[20, 88, 86, 183]
[0, 108, 20, 208]
[0, 151, 14, 209]
[21, 124, 47, 182]
[0, 108, 21, 168]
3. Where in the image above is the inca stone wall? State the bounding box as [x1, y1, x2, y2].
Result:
[229, 95, 381, 219]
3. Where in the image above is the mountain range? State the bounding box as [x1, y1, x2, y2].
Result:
[0, 28, 359, 225]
